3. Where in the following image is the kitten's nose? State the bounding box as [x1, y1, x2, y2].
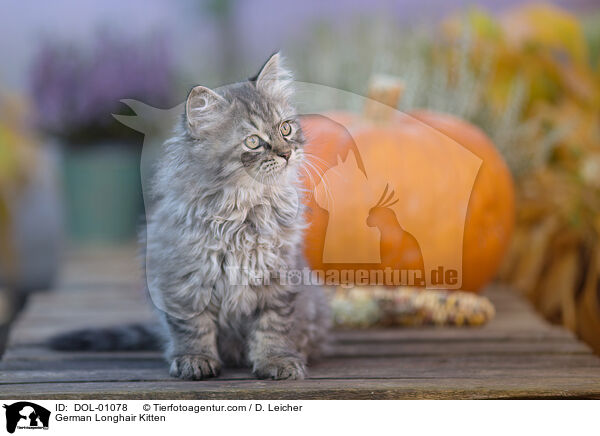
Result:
[277, 150, 291, 162]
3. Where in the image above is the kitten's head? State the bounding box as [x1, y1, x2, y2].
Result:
[184, 53, 304, 187]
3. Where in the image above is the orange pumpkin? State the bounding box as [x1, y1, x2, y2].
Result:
[300, 79, 515, 292]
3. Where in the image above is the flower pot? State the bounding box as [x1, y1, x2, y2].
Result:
[62, 143, 143, 243]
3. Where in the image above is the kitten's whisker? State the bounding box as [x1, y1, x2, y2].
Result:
[303, 152, 332, 168]
[301, 152, 343, 180]
[301, 167, 322, 204]
[301, 166, 334, 213]
[302, 152, 341, 173]
[303, 152, 330, 171]
[303, 159, 334, 213]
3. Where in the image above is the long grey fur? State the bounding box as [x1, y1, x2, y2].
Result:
[50, 53, 330, 381]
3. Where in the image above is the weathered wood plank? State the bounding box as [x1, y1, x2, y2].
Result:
[3, 354, 600, 385]
[2, 377, 600, 400]
[332, 326, 574, 342]
[329, 339, 591, 357]
[4, 336, 591, 363]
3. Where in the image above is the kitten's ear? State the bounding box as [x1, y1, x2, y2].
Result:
[185, 85, 226, 132]
[254, 52, 293, 99]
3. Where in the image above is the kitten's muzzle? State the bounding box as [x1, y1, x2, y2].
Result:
[276, 150, 291, 162]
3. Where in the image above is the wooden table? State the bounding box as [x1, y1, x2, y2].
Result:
[2, 245, 600, 399]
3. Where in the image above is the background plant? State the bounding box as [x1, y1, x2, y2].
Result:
[29, 31, 174, 146]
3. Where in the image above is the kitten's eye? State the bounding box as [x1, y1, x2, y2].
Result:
[244, 135, 261, 149]
[280, 121, 292, 137]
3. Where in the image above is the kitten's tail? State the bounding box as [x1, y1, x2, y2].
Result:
[48, 323, 162, 351]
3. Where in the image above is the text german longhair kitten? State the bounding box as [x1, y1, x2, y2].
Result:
[50, 53, 330, 380]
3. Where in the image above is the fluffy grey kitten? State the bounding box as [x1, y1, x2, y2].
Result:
[50, 53, 330, 380]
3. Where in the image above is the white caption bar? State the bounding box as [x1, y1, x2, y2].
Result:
[1, 399, 597, 435]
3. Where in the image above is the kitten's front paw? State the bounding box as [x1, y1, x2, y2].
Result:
[253, 355, 307, 380]
[169, 354, 221, 380]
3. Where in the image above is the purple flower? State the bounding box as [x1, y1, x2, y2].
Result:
[29, 31, 173, 143]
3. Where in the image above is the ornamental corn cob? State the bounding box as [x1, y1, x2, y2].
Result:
[330, 287, 495, 328]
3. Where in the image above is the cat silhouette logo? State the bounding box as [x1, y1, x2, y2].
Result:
[3, 402, 50, 433]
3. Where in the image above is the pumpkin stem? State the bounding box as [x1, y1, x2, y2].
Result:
[364, 74, 405, 123]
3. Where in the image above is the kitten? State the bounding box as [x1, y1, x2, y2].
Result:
[50, 53, 330, 380]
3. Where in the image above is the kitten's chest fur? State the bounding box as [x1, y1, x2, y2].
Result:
[198, 187, 303, 317]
